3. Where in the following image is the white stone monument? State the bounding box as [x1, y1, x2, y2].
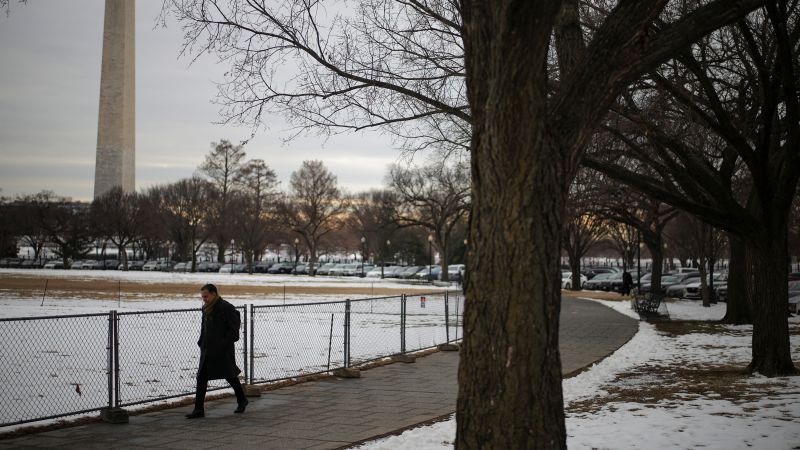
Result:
[93, 0, 135, 198]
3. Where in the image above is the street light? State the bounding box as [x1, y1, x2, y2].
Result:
[427, 235, 433, 282]
[294, 238, 300, 275]
[360, 236, 367, 277]
[382, 239, 391, 279]
[230, 238, 235, 274]
[636, 230, 641, 291]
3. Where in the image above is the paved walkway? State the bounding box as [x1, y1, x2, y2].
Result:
[0, 297, 637, 449]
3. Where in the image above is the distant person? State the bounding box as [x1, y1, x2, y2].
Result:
[621, 271, 633, 296]
[186, 283, 247, 419]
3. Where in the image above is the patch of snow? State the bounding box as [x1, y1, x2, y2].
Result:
[359, 300, 800, 449]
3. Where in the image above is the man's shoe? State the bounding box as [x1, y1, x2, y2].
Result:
[185, 410, 205, 419]
[234, 400, 249, 414]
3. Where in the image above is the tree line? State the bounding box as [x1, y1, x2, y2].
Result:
[0, 141, 471, 278]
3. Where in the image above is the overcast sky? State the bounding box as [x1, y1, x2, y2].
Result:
[0, 0, 402, 200]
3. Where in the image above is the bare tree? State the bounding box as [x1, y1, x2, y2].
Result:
[593, 178, 679, 298]
[389, 160, 469, 281]
[562, 170, 605, 290]
[348, 190, 401, 277]
[156, 177, 218, 272]
[0, 191, 19, 258]
[233, 159, 280, 270]
[163, 0, 469, 156]
[583, 4, 798, 375]
[15, 191, 56, 263]
[41, 200, 93, 268]
[198, 139, 246, 263]
[91, 187, 143, 270]
[282, 160, 348, 275]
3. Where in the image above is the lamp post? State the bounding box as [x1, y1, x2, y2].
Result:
[427, 235, 433, 282]
[382, 239, 391, 279]
[293, 238, 299, 275]
[230, 238, 235, 274]
[360, 236, 367, 277]
[636, 230, 641, 291]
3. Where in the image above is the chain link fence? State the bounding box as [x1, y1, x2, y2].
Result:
[0, 313, 111, 426]
[116, 307, 247, 407]
[249, 301, 346, 384]
[0, 291, 463, 428]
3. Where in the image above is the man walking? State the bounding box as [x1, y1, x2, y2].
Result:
[186, 283, 248, 418]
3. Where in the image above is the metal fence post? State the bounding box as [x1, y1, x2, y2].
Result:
[249, 305, 255, 384]
[344, 299, 351, 368]
[445, 291, 450, 342]
[106, 310, 114, 409]
[242, 305, 248, 385]
[113, 310, 121, 408]
[401, 294, 406, 354]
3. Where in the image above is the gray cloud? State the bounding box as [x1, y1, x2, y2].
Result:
[0, 0, 402, 200]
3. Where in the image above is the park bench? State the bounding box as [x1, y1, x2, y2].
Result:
[632, 292, 667, 320]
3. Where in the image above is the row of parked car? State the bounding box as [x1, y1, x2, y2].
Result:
[1, 256, 466, 281]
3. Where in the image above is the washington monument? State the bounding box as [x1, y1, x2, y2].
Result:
[93, 0, 135, 198]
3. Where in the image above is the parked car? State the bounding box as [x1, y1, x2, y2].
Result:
[82, 260, 102, 270]
[267, 262, 294, 274]
[196, 261, 222, 272]
[103, 259, 119, 270]
[315, 263, 338, 276]
[447, 264, 466, 282]
[156, 261, 174, 271]
[789, 272, 800, 281]
[398, 266, 424, 279]
[415, 265, 442, 281]
[142, 260, 158, 271]
[43, 260, 66, 270]
[561, 272, 588, 289]
[119, 260, 145, 271]
[253, 261, 273, 273]
[292, 263, 308, 275]
[19, 259, 38, 269]
[173, 262, 189, 272]
[581, 267, 617, 279]
[328, 264, 350, 276]
[683, 273, 728, 300]
[0, 258, 21, 268]
[665, 273, 703, 298]
[584, 273, 614, 290]
[638, 275, 683, 295]
[366, 265, 402, 278]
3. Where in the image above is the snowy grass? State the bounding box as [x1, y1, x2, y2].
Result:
[360, 300, 800, 449]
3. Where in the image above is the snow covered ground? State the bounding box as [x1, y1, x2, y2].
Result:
[361, 299, 800, 450]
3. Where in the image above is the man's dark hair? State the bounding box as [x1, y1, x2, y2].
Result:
[201, 283, 218, 294]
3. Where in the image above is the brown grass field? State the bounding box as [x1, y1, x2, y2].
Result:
[0, 272, 623, 302]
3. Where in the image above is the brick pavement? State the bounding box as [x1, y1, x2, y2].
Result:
[0, 297, 637, 449]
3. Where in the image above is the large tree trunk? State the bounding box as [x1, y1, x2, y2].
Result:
[644, 239, 663, 298]
[457, 2, 566, 446]
[216, 238, 227, 263]
[570, 252, 582, 291]
[440, 239, 450, 282]
[721, 234, 752, 324]
[746, 232, 797, 376]
[119, 244, 129, 270]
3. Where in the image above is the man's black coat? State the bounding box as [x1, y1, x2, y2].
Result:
[198, 298, 241, 380]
